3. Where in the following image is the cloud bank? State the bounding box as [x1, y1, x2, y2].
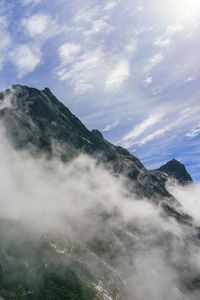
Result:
[0, 120, 200, 299]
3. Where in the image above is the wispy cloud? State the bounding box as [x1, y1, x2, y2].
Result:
[186, 126, 200, 138]
[57, 47, 103, 94]
[102, 120, 119, 132]
[125, 39, 138, 55]
[0, 15, 11, 69]
[104, 1, 117, 11]
[57, 39, 135, 94]
[134, 108, 200, 146]
[146, 52, 164, 73]
[22, 13, 62, 40]
[84, 18, 113, 36]
[144, 76, 152, 86]
[9, 45, 41, 78]
[187, 76, 195, 82]
[54, 1, 136, 94]
[105, 60, 130, 90]
[154, 23, 183, 50]
[58, 43, 81, 65]
[121, 114, 162, 148]
[136, 124, 175, 146]
[75, 3, 113, 37]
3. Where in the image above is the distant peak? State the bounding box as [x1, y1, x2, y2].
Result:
[158, 159, 193, 185]
[168, 159, 179, 163]
[160, 159, 184, 168]
[164, 159, 183, 167]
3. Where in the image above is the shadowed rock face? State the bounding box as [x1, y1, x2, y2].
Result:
[158, 159, 193, 185]
[0, 85, 193, 220]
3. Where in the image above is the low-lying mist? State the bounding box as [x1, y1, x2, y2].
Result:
[168, 182, 200, 226]
[0, 127, 200, 300]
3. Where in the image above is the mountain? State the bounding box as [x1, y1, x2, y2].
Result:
[158, 159, 193, 185]
[0, 84, 199, 300]
[0, 85, 192, 197]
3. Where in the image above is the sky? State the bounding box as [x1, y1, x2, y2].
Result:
[0, 0, 199, 181]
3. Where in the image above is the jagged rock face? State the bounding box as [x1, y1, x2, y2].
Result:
[158, 159, 193, 185]
[0, 85, 143, 170]
[0, 85, 192, 203]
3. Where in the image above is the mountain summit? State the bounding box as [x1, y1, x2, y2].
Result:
[0, 85, 192, 199]
[158, 159, 193, 185]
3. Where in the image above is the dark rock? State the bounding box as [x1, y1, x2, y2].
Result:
[158, 159, 193, 185]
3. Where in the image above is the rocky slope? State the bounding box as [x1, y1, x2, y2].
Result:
[0, 85, 192, 198]
[0, 84, 198, 300]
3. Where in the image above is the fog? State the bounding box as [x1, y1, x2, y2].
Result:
[168, 182, 200, 226]
[0, 126, 200, 299]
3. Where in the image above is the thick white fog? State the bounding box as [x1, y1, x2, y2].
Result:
[0, 126, 200, 300]
[168, 182, 200, 226]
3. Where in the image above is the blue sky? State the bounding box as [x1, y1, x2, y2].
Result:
[0, 0, 200, 181]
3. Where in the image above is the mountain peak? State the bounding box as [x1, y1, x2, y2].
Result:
[0, 85, 193, 202]
[158, 159, 193, 185]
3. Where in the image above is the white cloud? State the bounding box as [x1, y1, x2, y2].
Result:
[125, 39, 138, 55]
[133, 115, 186, 146]
[75, 4, 113, 37]
[57, 40, 132, 94]
[144, 52, 164, 75]
[22, 14, 49, 37]
[187, 76, 195, 82]
[121, 114, 162, 148]
[181, 105, 200, 117]
[122, 108, 197, 148]
[84, 18, 112, 36]
[58, 43, 81, 65]
[0, 30, 10, 50]
[137, 125, 173, 146]
[186, 126, 200, 138]
[55, 2, 136, 95]
[9, 45, 41, 78]
[153, 14, 198, 52]
[22, 14, 60, 39]
[154, 37, 171, 48]
[149, 53, 164, 68]
[103, 120, 119, 132]
[167, 183, 200, 226]
[57, 48, 103, 94]
[0, 16, 11, 70]
[154, 23, 183, 50]
[106, 60, 130, 90]
[144, 76, 152, 86]
[165, 22, 183, 36]
[104, 1, 117, 11]
[75, 5, 99, 23]
[134, 26, 153, 37]
[137, 6, 144, 13]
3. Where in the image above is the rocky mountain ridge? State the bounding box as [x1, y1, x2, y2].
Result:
[0, 84, 198, 300]
[0, 85, 192, 197]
